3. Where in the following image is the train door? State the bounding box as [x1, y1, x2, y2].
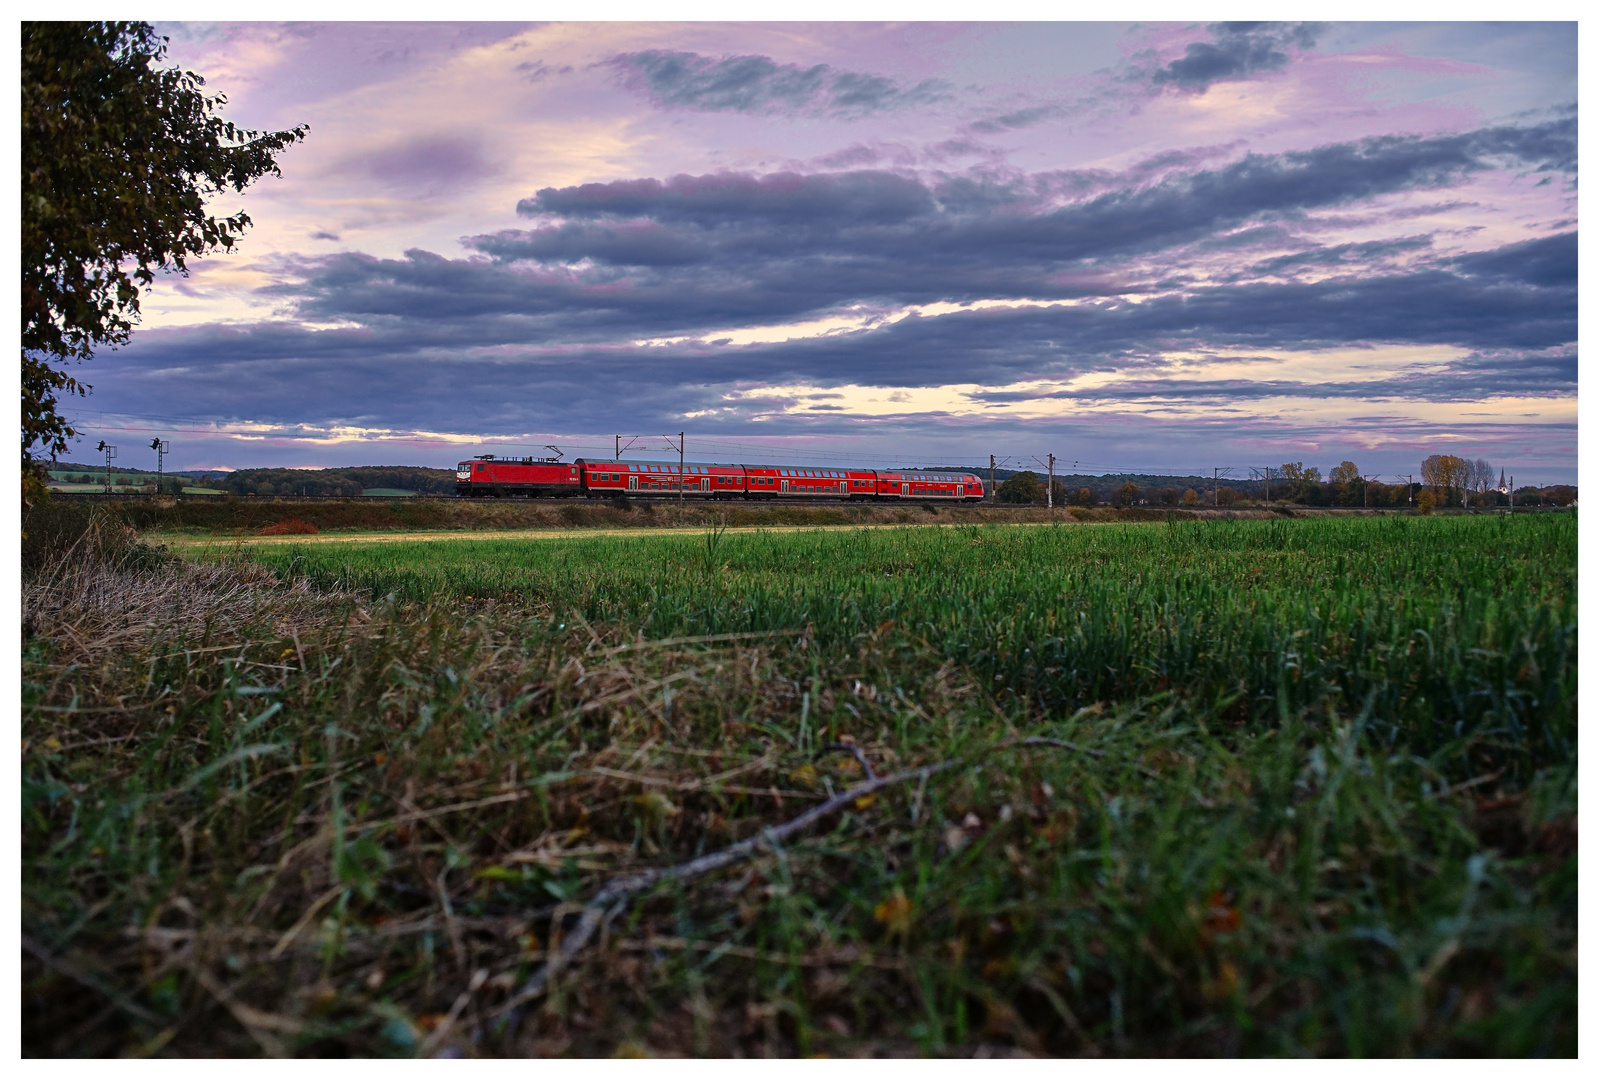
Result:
[701, 476, 710, 492]
[901, 482, 909, 496]
[781, 478, 789, 494]
[628, 475, 637, 491]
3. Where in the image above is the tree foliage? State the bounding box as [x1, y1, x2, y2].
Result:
[995, 471, 1041, 504]
[1421, 454, 1469, 506]
[220, 466, 457, 498]
[21, 21, 306, 462]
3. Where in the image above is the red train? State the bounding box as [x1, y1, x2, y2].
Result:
[455, 454, 985, 502]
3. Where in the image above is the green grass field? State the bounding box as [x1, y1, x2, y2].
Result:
[22, 512, 1576, 1056]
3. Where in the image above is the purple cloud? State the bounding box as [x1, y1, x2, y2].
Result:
[603, 50, 952, 118]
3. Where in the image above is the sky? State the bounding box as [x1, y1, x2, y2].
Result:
[59, 17, 1578, 483]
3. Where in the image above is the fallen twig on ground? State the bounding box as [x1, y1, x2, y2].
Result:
[494, 734, 1097, 1018]
[493, 758, 960, 1017]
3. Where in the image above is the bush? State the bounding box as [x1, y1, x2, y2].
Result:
[257, 518, 320, 536]
[1217, 487, 1239, 507]
[22, 502, 142, 573]
[1418, 489, 1436, 515]
[1181, 488, 1199, 506]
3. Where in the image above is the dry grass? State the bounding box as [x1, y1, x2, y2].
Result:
[96, 493, 1290, 539]
[21, 510, 1577, 1057]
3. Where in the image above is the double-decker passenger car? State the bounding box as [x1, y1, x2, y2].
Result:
[876, 470, 981, 500]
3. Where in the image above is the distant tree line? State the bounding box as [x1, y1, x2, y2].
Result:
[988, 458, 1575, 509]
[218, 466, 456, 497]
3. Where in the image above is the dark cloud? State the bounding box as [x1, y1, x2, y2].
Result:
[342, 134, 494, 195]
[603, 50, 952, 117]
[514, 59, 573, 82]
[93, 119, 1573, 456]
[1149, 22, 1322, 91]
[968, 104, 1064, 134]
[433, 120, 1576, 337]
[1243, 235, 1435, 278]
[810, 144, 888, 169]
[115, 229, 1575, 437]
[518, 169, 936, 226]
[516, 117, 1572, 240]
[1449, 229, 1577, 287]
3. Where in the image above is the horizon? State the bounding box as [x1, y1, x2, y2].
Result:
[44, 453, 1572, 493]
[59, 19, 1577, 486]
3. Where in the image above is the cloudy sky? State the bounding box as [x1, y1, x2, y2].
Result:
[65, 17, 1577, 482]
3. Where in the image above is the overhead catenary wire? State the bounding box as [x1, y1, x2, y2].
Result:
[62, 411, 1486, 487]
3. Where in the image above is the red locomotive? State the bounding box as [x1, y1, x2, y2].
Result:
[455, 452, 985, 502]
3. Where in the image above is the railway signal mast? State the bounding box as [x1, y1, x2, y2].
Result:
[96, 440, 117, 493]
[150, 438, 169, 493]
